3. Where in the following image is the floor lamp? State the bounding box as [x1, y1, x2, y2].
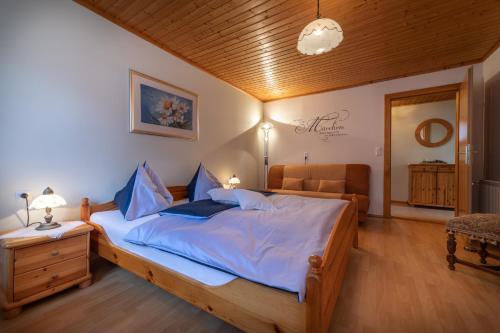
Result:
[260, 122, 273, 189]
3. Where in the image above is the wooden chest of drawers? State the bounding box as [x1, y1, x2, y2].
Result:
[408, 163, 456, 208]
[0, 224, 93, 319]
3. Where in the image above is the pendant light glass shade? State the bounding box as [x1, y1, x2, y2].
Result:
[297, 18, 343, 55]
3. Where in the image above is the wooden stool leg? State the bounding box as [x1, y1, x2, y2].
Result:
[479, 242, 488, 264]
[447, 232, 457, 270]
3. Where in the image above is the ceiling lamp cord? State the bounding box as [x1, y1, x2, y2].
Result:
[317, 0, 320, 19]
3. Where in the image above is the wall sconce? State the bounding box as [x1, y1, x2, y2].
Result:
[260, 122, 273, 188]
[228, 174, 241, 189]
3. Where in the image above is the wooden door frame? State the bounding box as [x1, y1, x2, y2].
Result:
[383, 83, 462, 217]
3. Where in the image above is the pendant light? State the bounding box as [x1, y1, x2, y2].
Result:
[297, 0, 343, 55]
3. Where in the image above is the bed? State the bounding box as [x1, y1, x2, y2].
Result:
[80, 185, 358, 333]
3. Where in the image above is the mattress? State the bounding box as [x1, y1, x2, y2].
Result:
[90, 209, 237, 286]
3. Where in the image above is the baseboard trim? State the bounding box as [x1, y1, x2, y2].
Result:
[367, 213, 449, 224]
[390, 200, 407, 205]
[391, 214, 447, 224]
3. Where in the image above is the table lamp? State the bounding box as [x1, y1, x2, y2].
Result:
[228, 174, 241, 189]
[29, 187, 67, 230]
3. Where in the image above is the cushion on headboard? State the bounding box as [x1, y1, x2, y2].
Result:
[267, 164, 370, 196]
[318, 180, 346, 193]
[282, 177, 304, 190]
[303, 179, 320, 191]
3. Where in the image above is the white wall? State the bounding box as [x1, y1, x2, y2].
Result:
[483, 46, 500, 82]
[264, 65, 482, 215]
[390, 100, 456, 201]
[0, 1, 263, 230]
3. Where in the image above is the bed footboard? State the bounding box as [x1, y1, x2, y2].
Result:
[306, 196, 358, 333]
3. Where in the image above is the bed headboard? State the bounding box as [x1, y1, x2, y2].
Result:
[80, 185, 188, 221]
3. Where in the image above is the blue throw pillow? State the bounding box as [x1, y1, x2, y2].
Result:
[143, 161, 173, 205]
[187, 164, 201, 202]
[160, 199, 238, 219]
[114, 168, 138, 217]
[193, 164, 222, 201]
[186, 164, 222, 202]
[114, 165, 170, 220]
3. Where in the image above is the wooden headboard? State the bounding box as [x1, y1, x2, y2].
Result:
[80, 185, 188, 221]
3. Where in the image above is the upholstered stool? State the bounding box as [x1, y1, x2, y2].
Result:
[446, 214, 500, 275]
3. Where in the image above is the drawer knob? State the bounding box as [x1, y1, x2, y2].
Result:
[51, 274, 59, 280]
[50, 250, 59, 256]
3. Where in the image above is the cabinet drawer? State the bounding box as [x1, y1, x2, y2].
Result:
[14, 235, 87, 275]
[14, 255, 87, 301]
[410, 166, 438, 172]
[437, 165, 455, 172]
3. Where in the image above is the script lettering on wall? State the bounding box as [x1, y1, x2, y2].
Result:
[294, 110, 350, 141]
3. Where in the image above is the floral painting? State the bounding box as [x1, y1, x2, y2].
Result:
[130, 70, 198, 140]
[140, 84, 193, 130]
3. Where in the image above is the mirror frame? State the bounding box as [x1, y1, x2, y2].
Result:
[414, 118, 453, 147]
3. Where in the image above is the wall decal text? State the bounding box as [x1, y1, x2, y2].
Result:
[294, 110, 350, 141]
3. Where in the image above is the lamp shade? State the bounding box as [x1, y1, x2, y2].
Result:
[228, 175, 241, 185]
[29, 187, 67, 210]
[260, 122, 274, 131]
[297, 18, 343, 55]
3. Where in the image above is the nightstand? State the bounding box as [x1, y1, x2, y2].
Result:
[0, 223, 93, 319]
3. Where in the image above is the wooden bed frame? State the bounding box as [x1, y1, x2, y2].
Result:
[80, 186, 358, 333]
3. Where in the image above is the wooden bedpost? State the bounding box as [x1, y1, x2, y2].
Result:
[81, 198, 90, 221]
[306, 255, 323, 333]
[352, 195, 359, 249]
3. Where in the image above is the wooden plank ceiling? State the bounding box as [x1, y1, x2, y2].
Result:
[391, 91, 456, 107]
[76, 0, 500, 101]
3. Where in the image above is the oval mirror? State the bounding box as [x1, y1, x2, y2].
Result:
[415, 118, 453, 147]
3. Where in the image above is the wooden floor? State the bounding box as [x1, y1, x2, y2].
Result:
[391, 203, 455, 222]
[2, 218, 499, 333]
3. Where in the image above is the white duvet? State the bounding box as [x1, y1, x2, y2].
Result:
[124, 195, 348, 301]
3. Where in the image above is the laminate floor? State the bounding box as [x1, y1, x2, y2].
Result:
[391, 203, 455, 222]
[1, 218, 499, 333]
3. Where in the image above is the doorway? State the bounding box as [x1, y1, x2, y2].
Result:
[384, 84, 462, 222]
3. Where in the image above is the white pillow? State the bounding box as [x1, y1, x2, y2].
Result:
[233, 189, 275, 211]
[207, 188, 238, 204]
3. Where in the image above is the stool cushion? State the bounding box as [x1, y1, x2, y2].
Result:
[447, 214, 500, 244]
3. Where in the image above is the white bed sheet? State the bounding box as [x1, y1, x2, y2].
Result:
[90, 209, 237, 286]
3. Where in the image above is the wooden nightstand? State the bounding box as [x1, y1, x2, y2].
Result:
[0, 223, 93, 319]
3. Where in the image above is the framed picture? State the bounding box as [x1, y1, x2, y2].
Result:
[130, 70, 198, 140]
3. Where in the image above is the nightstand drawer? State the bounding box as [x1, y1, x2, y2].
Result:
[14, 235, 87, 274]
[14, 255, 87, 301]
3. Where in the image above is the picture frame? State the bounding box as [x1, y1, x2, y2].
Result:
[130, 70, 198, 140]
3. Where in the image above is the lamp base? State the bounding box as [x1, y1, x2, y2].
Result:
[35, 222, 62, 231]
